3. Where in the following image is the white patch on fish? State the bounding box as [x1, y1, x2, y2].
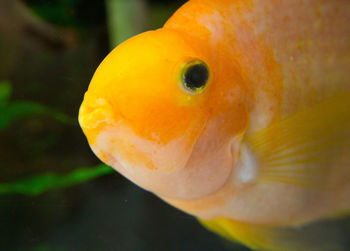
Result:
[94, 124, 191, 173]
[235, 144, 258, 184]
[198, 10, 224, 45]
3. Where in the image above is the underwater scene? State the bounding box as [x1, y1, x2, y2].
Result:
[0, 0, 245, 250]
[1, 0, 350, 250]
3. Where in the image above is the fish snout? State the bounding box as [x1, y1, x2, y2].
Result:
[79, 94, 199, 198]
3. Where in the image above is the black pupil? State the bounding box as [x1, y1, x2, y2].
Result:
[184, 64, 209, 90]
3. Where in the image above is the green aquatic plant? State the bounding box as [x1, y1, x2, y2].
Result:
[0, 100, 76, 129]
[0, 80, 113, 195]
[0, 164, 113, 196]
[0, 80, 76, 130]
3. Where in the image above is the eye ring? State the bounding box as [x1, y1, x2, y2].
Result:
[180, 60, 210, 94]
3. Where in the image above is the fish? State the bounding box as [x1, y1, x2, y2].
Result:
[78, 0, 350, 250]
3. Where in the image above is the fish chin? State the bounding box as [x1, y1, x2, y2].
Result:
[90, 122, 199, 199]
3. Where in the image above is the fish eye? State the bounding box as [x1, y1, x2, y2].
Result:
[181, 60, 209, 93]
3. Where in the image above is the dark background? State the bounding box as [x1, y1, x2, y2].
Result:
[0, 0, 249, 250]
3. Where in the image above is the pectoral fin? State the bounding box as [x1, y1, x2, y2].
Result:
[245, 92, 350, 188]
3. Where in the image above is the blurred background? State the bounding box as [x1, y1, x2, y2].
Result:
[0, 0, 249, 250]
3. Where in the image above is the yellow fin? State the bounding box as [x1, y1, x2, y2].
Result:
[199, 217, 350, 251]
[245, 92, 350, 188]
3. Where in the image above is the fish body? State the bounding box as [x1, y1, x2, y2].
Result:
[79, 0, 350, 250]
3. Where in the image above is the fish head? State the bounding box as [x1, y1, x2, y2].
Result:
[79, 29, 248, 200]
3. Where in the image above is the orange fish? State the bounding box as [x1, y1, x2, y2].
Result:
[79, 0, 350, 250]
